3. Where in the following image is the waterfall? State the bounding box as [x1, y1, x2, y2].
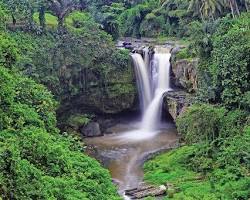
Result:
[140, 48, 171, 132]
[120, 47, 172, 141]
[119, 47, 172, 198]
[131, 53, 152, 112]
[143, 47, 150, 69]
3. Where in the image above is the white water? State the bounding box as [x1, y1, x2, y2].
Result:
[131, 53, 152, 111]
[143, 47, 150, 69]
[119, 48, 172, 141]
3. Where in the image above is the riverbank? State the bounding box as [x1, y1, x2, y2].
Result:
[143, 127, 250, 199]
[144, 146, 210, 199]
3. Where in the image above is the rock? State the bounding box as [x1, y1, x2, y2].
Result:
[112, 179, 121, 187]
[125, 183, 167, 199]
[171, 59, 198, 92]
[80, 122, 103, 137]
[164, 91, 189, 120]
[57, 62, 137, 116]
[170, 45, 186, 55]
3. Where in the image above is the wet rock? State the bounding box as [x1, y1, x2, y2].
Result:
[80, 122, 103, 137]
[56, 54, 137, 119]
[164, 91, 189, 120]
[171, 59, 198, 92]
[170, 45, 186, 55]
[125, 183, 167, 199]
[112, 179, 121, 187]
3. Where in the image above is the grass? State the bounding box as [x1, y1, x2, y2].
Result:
[155, 36, 191, 46]
[143, 146, 217, 199]
[175, 48, 195, 61]
[33, 12, 58, 29]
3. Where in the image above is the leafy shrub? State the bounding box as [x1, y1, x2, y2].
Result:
[0, 67, 120, 199]
[176, 104, 247, 144]
[175, 48, 193, 60]
[176, 104, 226, 144]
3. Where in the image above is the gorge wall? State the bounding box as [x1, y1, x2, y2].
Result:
[164, 47, 198, 120]
[60, 40, 199, 136]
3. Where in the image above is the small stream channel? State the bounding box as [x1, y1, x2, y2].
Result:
[85, 121, 179, 199]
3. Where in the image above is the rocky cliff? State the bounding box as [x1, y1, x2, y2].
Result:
[164, 47, 198, 120]
[59, 64, 137, 115]
[171, 59, 198, 92]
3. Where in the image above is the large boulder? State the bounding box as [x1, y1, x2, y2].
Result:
[80, 122, 103, 137]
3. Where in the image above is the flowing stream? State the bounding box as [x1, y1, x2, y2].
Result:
[85, 47, 178, 199]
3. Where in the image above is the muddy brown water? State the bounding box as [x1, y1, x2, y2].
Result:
[85, 121, 179, 198]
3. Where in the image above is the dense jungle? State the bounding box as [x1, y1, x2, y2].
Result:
[0, 0, 249, 199]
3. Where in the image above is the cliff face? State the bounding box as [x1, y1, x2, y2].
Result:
[59, 64, 137, 115]
[164, 91, 188, 121]
[164, 48, 198, 120]
[172, 59, 198, 93]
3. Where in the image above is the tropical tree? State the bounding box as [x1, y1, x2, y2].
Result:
[46, 0, 84, 29]
[2, 0, 29, 25]
[188, 0, 224, 21]
[101, 3, 125, 39]
[238, 0, 250, 11]
[188, 0, 205, 20]
[200, 0, 224, 20]
[225, 0, 240, 18]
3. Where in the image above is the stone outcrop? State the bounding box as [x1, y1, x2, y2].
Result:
[80, 122, 102, 137]
[125, 183, 167, 199]
[58, 61, 138, 117]
[165, 46, 198, 120]
[164, 91, 189, 120]
[171, 59, 198, 92]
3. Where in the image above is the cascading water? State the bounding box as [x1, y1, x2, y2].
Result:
[85, 46, 178, 200]
[131, 53, 152, 112]
[119, 47, 172, 141]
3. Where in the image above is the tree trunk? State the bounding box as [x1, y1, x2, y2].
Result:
[12, 14, 16, 26]
[199, 5, 205, 21]
[39, 6, 46, 31]
[229, 0, 235, 18]
[28, 9, 35, 29]
[245, 1, 249, 11]
[57, 16, 64, 32]
[234, 0, 240, 16]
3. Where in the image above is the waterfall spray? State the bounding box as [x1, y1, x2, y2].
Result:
[120, 47, 172, 141]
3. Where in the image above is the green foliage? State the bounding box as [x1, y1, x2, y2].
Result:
[144, 146, 217, 199]
[0, 33, 19, 68]
[177, 104, 248, 144]
[118, 2, 155, 37]
[7, 22, 132, 105]
[210, 14, 250, 108]
[66, 114, 91, 130]
[33, 12, 58, 29]
[0, 66, 120, 199]
[0, 67, 57, 132]
[175, 48, 193, 60]
[100, 3, 126, 39]
[144, 104, 249, 199]
[191, 14, 250, 108]
[144, 136, 250, 199]
[0, 3, 8, 29]
[176, 104, 225, 144]
[0, 127, 120, 200]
